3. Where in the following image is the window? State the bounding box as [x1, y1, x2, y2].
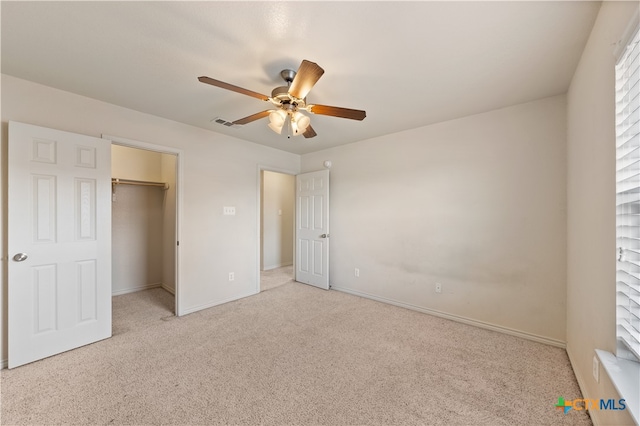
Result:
[616, 24, 640, 363]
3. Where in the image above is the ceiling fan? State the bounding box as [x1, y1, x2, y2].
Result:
[198, 60, 366, 139]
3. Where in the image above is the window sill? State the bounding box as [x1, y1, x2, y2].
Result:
[595, 349, 639, 424]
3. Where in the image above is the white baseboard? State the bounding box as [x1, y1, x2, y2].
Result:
[567, 345, 598, 425]
[1, 359, 7, 369]
[179, 289, 259, 316]
[112, 282, 162, 296]
[331, 285, 566, 349]
[161, 283, 175, 295]
[566, 345, 590, 394]
[263, 262, 293, 271]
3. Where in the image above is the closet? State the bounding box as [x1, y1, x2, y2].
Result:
[111, 145, 176, 301]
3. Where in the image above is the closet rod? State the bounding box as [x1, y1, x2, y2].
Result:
[112, 178, 169, 190]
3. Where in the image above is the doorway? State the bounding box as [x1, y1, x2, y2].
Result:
[107, 135, 181, 316]
[259, 169, 295, 291]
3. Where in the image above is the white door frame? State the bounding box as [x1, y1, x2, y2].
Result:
[103, 135, 184, 316]
[256, 165, 298, 293]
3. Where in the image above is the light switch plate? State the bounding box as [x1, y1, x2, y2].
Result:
[223, 206, 236, 215]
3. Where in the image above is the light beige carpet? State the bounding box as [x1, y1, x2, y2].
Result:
[260, 265, 294, 292]
[1, 283, 591, 425]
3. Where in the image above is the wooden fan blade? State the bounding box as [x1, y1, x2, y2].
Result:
[303, 125, 317, 139]
[232, 110, 271, 125]
[198, 76, 269, 101]
[308, 104, 366, 121]
[288, 60, 325, 100]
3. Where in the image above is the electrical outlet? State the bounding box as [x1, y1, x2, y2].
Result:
[435, 283, 442, 293]
[355, 268, 360, 277]
[593, 355, 600, 383]
[228, 272, 235, 282]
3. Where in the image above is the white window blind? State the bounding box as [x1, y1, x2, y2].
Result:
[616, 25, 640, 363]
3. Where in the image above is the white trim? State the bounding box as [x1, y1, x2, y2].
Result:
[103, 134, 183, 156]
[331, 285, 566, 348]
[596, 349, 640, 424]
[103, 134, 184, 316]
[112, 283, 163, 297]
[0, 359, 7, 370]
[565, 347, 607, 426]
[161, 284, 176, 295]
[179, 290, 259, 316]
[566, 346, 588, 399]
[263, 262, 293, 271]
[256, 165, 298, 294]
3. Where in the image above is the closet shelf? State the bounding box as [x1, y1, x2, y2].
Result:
[111, 178, 169, 191]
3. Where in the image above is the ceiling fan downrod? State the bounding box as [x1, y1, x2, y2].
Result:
[280, 69, 296, 85]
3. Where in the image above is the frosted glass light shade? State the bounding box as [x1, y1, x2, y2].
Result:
[291, 120, 300, 135]
[268, 109, 310, 136]
[292, 111, 310, 135]
[268, 121, 283, 134]
[269, 110, 286, 126]
[295, 112, 310, 132]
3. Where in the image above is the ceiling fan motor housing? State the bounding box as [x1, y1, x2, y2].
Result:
[271, 86, 306, 110]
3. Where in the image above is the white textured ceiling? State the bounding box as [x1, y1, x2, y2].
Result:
[1, 1, 600, 155]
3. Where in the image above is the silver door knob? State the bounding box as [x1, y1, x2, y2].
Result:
[320, 234, 329, 238]
[13, 253, 28, 262]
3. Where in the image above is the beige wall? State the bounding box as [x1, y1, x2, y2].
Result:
[261, 171, 295, 271]
[0, 74, 300, 365]
[566, 2, 638, 425]
[302, 95, 568, 344]
[112, 183, 164, 295]
[112, 145, 164, 182]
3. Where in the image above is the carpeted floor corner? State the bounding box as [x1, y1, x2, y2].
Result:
[1, 279, 591, 425]
[260, 265, 294, 292]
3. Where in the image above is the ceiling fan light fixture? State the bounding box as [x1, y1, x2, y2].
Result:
[293, 111, 310, 133]
[269, 109, 286, 126]
[268, 121, 284, 134]
[291, 120, 302, 136]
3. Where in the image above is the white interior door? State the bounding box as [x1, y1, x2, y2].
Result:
[295, 170, 329, 289]
[8, 122, 112, 368]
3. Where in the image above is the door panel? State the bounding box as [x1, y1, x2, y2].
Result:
[8, 122, 112, 368]
[295, 170, 329, 289]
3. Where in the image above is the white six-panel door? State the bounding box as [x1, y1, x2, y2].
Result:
[295, 170, 329, 289]
[8, 122, 112, 368]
